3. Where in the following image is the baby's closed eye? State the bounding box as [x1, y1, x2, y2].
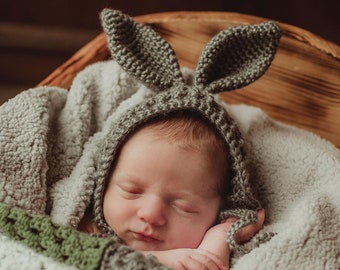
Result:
[118, 184, 143, 199]
[171, 200, 200, 214]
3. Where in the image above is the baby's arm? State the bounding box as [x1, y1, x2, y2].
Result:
[144, 209, 265, 270]
[146, 248, 227, 270]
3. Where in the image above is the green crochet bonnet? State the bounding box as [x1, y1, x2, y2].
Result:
[92, 8, 281, 252]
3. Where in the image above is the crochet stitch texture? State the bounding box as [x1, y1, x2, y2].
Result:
[0, 202, 110, 269]
[92, 8, 281, 253]
[0, 202, 169, 269]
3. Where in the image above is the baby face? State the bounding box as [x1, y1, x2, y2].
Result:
[103, 127, 223, 251]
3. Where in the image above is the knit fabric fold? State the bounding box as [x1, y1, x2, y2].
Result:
[0, 202, 111, 269]
[0, 202, 170, 270]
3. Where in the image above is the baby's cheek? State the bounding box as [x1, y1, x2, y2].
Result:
[186, 229, 207, 248]
[103, 198, 119, 226]
[170, 221, 208, 249]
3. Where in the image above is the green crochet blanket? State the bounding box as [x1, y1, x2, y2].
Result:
[0, 202, 166, 269]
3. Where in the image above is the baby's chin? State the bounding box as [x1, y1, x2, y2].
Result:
[127, 239, 199, 252]
[128, 241, 168, 251]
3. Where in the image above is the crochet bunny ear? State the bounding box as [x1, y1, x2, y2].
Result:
[100, 8, 184, 91]
[194, 21, 281, 93]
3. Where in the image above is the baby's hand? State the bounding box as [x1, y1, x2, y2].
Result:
[233, 208, 265, 244]
[199, 209, 265, 263]
[143, 210, 265, 270]
[144, 249, 227, 270]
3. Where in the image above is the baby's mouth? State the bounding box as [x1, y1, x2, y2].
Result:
[132, 231, 161, 243]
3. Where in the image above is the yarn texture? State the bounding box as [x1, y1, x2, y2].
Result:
[94, 9, 281, 253]
[0, 202, 169, 269]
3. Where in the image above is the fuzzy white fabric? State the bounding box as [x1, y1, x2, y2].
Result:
[0, 61, 339, 269]
[226, 104, 340, 269]
[0, 234, 76, 270]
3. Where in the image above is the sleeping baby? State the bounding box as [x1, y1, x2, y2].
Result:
[78, 111, 265, 269]
[0, 8, 281, 270]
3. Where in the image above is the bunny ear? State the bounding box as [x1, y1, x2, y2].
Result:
[100, 9, 184, 91]
[194, 21, 281, 93]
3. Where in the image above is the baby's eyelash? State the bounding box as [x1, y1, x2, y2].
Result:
[125, 188, 141, 194]
[171, 201, 199, 214]
[118, 185, 143, 198]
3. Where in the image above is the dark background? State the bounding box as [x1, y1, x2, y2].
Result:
[0, 0, 339, 103]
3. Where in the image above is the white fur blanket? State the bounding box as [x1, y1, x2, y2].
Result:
[0, 60, 339, 269]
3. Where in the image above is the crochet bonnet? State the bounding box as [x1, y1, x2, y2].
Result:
[92, 8, 281, 252]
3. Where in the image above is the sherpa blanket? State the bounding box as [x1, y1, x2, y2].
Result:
[0, 60, 339, 269]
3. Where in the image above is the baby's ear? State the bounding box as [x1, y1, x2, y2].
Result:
[194, 21, 281, 93]
[100, 9, 184, 91]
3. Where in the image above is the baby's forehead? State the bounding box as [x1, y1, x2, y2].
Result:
[116, 113, 229, 186]
[134, 113, 225, 144]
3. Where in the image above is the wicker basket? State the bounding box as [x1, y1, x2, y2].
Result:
[39, 11, 340, 148]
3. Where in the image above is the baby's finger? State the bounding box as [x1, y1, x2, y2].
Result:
[178, 256, 211, 270]
[235, 208, 265, 243]
[194, 249, 227, 270]
[220, 216, 238, 224]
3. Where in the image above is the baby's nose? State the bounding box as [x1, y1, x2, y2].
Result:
[137, 196, 166, 226]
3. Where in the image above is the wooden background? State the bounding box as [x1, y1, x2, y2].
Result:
[0, 0, 339, 103]
[37, 11, 340, 147]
